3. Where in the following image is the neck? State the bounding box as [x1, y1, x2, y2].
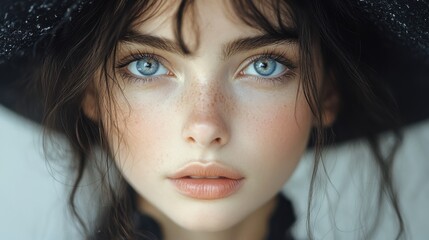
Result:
[137, 197, 278, 240]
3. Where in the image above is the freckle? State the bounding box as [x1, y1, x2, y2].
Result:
[175, 78, 238, 116]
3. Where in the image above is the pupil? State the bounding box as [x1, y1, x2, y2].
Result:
[144, 62, 152, 68]
[254, 58, 276, 76]
[137, 58, 159, 76]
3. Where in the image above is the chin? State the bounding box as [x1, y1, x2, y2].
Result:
[168, 202, 248, 232]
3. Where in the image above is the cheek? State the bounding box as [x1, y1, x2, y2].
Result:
[104, 96, 171, 179]
[267, 102, 311, 153]
[238, 93, 312, 182]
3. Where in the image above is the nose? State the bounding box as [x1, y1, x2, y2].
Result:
[182, 112, 229, 147]
[181, 85, 230, 148]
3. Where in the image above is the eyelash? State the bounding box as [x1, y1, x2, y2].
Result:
[116, 50, 297, 84]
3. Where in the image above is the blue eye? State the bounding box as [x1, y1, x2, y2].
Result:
[243, 57, 287, 77]
[127, 57, 169, 77]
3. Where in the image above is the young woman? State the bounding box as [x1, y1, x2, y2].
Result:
[1, 0, 428, 239]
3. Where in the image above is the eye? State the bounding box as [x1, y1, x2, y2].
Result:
[127, 56, 169, 77]
[242, 57, 287, 78]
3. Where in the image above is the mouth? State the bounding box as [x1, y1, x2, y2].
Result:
[168, 163, 245, 200]
[186, 176, 226, 179]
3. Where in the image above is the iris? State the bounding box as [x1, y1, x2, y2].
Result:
[253, 58, 277, 76]
[136, 57, 160, 76]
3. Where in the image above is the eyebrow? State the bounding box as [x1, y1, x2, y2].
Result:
[120, 30, 298, 58]
[121, 31, 186, 56]
[223, 33, 298, 59]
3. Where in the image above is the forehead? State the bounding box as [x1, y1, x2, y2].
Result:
[131, 0, 294, 48]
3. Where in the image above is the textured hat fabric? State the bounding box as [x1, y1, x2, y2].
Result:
[356, 0, 429, 62]
[0, 0, 88, 63]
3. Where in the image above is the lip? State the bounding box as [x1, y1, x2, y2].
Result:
[168, 162, 245, 200]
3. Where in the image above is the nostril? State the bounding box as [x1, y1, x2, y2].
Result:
[186, 136, 224, 146]
[213, 137, 222, 144]
[187, 136, 196, 144]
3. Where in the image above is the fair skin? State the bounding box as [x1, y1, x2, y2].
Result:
[84, 1, 335, 240]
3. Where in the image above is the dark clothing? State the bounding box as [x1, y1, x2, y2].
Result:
[133, 194, 296, 240]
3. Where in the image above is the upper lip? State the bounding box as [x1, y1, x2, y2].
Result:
[168, 162, 244, 180]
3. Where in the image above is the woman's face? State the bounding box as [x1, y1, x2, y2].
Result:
[85, 0, 322, 233]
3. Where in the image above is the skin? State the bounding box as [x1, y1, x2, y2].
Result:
[83, 1, 336, 240]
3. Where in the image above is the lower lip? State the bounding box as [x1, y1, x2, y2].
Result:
[169, 178, 244, 200]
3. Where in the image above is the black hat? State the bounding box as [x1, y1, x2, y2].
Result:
[0, 0, 89, 62]
[0, 0, 90, 120]
[0, 0, 428, 138]
[0, 0, 428, 62]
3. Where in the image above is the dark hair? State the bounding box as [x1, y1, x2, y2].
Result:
[32, 0, 404, 239]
